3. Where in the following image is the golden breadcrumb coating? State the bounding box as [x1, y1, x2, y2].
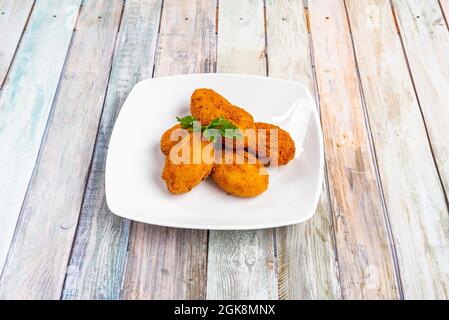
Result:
[211, 151, 269, 197]
[250, 122, 296, 166]
[160, 89, 296, 196]
[190, 88, 255, 130]
[190, 88, 256, 149]
[162, 134, 214, 194]
[160, 124, 187, 156]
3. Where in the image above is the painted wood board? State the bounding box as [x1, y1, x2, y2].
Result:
[346, 0, 449, 299]
[308, 0, 399, 299]
[207, 230, 277, 299]
[392, 0, 449, 204]
[0, 0, 82, 278]
[440, 0, 449, 24]
[62, 0, 163, 300]
[121, 0, 216, 300]
[0, 0, 35, 87]
[0, 0, 123, 299]
[206, 0, 278, 300]
[214, 0, 266, 75]
[265, 0, 341, 300]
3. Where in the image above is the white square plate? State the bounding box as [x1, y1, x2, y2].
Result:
[105, 73, 324, 230]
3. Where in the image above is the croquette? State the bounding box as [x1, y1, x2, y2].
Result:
[211, 151, 269, 197]
[249, 122, 296, 166]
[190, 88, 255, 130]
[162, 133, 214, 194]
[191, 89, 256, 149]
[160, 89, 296, 197]
[160, 124, 187, 156]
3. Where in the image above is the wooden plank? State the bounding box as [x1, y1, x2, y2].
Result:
[440, 0, 449, 25]
[0, 0, 35, 87]
[392, 0, 449, 209]
[206, 0, 278, 300]
[0, 0, 123, 299]
[62, 0, 163, 300]
[346, 0, 449, 299]
[215, 0, 266, 75]
[308, 0, 399, 299]
[121, 0, 216, 300]
[265, 0, 341, 300]
[0, 0, 81, 277]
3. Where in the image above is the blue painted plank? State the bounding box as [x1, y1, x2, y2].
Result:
[0, 0, 35, 87]
[0, 0, 82, 276]
[62, 0, 163, 300]
[0, 0, 124, 299]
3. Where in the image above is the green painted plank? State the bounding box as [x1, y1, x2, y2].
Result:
[0, 0, 123, 299]
[0, 0, 82, 277]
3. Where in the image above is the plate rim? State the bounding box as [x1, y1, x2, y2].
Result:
[105, 73, 324, 230]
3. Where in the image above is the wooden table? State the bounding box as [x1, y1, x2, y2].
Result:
[1, 0, 448, 300]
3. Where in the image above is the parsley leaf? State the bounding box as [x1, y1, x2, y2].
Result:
[176, 115, 196, 129]
[176, 115, 243, 142]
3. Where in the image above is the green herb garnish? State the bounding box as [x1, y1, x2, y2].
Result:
[176, 115, 197, 130]
[176, 115, 243, 142]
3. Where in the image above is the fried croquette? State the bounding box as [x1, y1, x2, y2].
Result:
[190, 88, 255, 130]
[191, 89, 256, 149]
[249, 122, 296, 166]
[211, 151, 269, 197]
[160, 124, 188, 156]
[162, 134, 214, 194]
[160, 88, 297, 197]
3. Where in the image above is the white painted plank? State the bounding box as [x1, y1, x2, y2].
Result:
[265, 0, 341, 299]
[308, 0, 399, 299]
[392, 0, 449, 207]
[346, 0, 449, 299]
[121, 0, 216, 300]
[0, 0, 35, 87]
[0, 0, 82, 277]
[215, 0, 266, 76]
[0, 0, 123, 299]
[266, 0, 313, 90]
[62, 0, 163, 300]
[206, 0, 278, 300]
[440, 0, 449, 24]
[207, 230, 277, 299]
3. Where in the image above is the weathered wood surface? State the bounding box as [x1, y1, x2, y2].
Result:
[265, 0, 341, 300]
[206, 0, 278, 300]
[392, 0, 449, 198]
[346, 0, 449, 299]
[62, 0, 163, 300]
[440, 0, 449, 25]
[1, 0, 449, 300]
[121, 0, 216, 300]
[0, 0, 123, 300]
[0, 0, 82, 277]
[308, 0, 399, 299]
[214, 0, 266, 75]
[0, 0, 35, 87]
